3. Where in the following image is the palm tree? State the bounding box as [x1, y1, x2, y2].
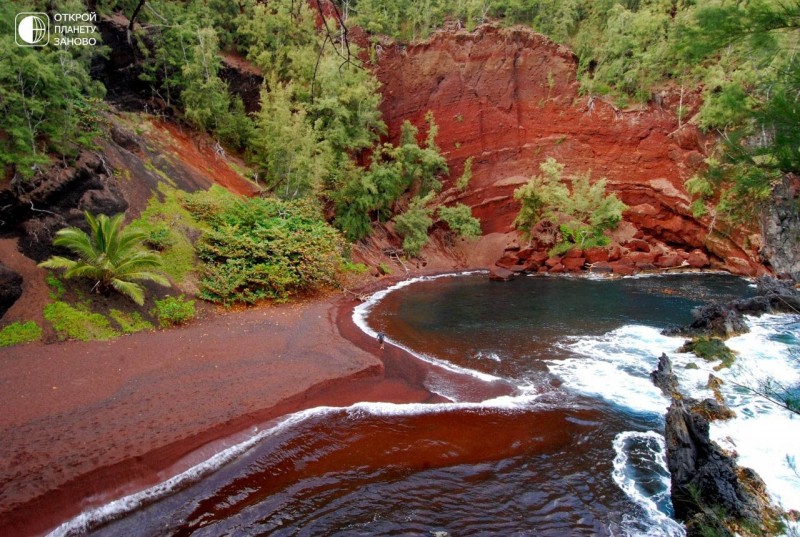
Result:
[39, 212, 170, 305]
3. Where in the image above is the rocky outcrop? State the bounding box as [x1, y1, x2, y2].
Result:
[650, 353, 779, 536]
[0, 264, 23, 318]
[665, 399, 776, 536]
[1, 151, 128, 262]
[664, 277, 800, 338]
[374, 24, 764, 275]
[762, 174, 800, 281]
[650, 353, 679, 398]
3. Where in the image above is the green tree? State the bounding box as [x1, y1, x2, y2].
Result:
[513, 158, 627, 253]
[438, 203, 482, 239]
[251, 78, 332, 199]
[394, 192, 436, 256]
[180, 27, 252, 148]
[39, 212, 170, 305]
[676, 0, 800, 223]
[0, 2, 104, 178]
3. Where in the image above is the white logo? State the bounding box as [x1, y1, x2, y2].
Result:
[15, 12, 50, 46]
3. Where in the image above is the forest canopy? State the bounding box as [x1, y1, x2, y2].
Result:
[2, 0, 797, 249]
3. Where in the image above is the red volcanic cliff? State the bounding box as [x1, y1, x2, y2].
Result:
[373, 25, 764, 275]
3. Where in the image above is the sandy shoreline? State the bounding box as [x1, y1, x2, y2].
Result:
[0, 281, 447, 536]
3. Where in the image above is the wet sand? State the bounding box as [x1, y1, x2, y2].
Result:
[0, 289, 442, 536]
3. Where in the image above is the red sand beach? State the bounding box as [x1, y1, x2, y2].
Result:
[0, 289, 455, 536]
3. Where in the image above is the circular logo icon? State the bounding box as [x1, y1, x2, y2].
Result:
[18, 14, 48, 45]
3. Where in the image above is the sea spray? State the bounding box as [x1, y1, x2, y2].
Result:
[549, 325, 682, 416]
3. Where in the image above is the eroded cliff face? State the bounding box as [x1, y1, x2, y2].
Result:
[374, 25, 765, 275]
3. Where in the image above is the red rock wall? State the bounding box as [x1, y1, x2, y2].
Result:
[374, 25, 764, 275]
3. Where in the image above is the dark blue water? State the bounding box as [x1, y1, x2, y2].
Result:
[370, 273, 754, 381]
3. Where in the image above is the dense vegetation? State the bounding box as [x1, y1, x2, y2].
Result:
[514, 158, 627, 255]
[2, 0, 798, 344]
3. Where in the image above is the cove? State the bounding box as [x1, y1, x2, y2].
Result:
[53, 273, 800, 536]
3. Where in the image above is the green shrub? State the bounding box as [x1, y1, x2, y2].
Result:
[152, 295, 196, 328]
[144, 225, 172, 251]
[0, 321, 43, 347]
[44, 302, 119, 341]
[109, 309, 154, 334]
[394, 193, 435, 257]
[513, 158, 627, 253]
[181, 185, 235, 223]
[196, 197, 346, 305]
[438, 203, 482, 239]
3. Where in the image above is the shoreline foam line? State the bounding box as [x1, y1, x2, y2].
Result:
[353, 271, 511, 386]
[48, 397, 548, 536]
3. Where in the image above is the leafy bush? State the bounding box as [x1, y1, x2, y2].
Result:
[513, 158, 627, 254]
[0, 321, 42, 347]
[109, 310, 154, 334]
[394, 193, 435, 257]
[144, 225, 172, 251]
[152, 296, 196, 328]
[44, 302, 119, 342]
[196, 197, 346, 305]
[181, 186, 235, 223]
[438, 203, 482, 239]
[455, 157, 473, 191]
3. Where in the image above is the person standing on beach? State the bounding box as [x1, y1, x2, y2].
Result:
[377, 331, 385, 350]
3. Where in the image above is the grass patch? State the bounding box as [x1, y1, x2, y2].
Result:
[46, 273, 65, 299]
[109, 309, 154, 334]
[44, 301, 119, 342]
[680, 337, 737, 370]
[128, 184, 216, 284]
[152, 295, 196, 328]
[0, 321, 43, 347]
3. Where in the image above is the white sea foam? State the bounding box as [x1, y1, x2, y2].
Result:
[49, 397, 545, 536]
[552, 314, 800, 523]
[47, 406, 341, 536]
[685, 314, 800, 514]
[612, 431, 685, 537]
[547, 325, 683, 415]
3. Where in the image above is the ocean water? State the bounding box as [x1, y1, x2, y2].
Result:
[51, 273, 800, 536]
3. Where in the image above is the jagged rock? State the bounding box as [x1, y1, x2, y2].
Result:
[109, 124, 142, 154]
[78, 180, 128, 216]
[584, 247, 609, 264]
[0, 263, 23, 319]
[562, 257, 585, 271]
[688, 397, 736, 421]
[650, 353, 679, 398]
[665, 400, 768, 526]
[687, 249, 710, 268]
